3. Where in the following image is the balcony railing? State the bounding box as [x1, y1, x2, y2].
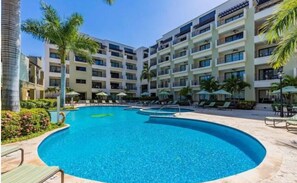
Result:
[173, 65, 188, 73]
[111, 85, 124, 89]
[173, 50, 188, 60]
[110, 75, 124, 79]
[127, 76, 137, 80]
[111, 63, 123, 68]
[150, 61, 157, 66]
[255, 0, 282, 13]
[173, 81, 187, 87]
[150, 85, 157, 89]
[191, 80, 200, 86]
[191, 44, 211, 54]
[92, 84, 106, 89]
[111, 51, 123, 58]
[217, 52, 245, 65]
[97, 49, 107, 55]
[158, 42, 171, 51]
[217, 10, 245, 27]
[158, 57, 170, 63]
[92, 73, 106, 77]
[192, 26, 211, 37]
[191, 62, 210, 70]
[173, 34, 189, 45]
[217, 31, 245, 46]
[126, 55, 137, 60]
[150, 49, 157, 55]
[158, 83, 169, 88]
[158, 70, 170, 76]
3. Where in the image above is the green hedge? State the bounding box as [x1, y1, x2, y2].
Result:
[236, 101, 256, 110]
[1, 108, 51, 141]
[20, 99, 57, 109]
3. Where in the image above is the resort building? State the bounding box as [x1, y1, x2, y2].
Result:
[44, 38, 142, 100]
[20, 55, 45, 100]
[43, 0, 297, 104]
[140, 0, 297, 104]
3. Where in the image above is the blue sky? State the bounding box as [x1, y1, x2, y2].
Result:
[21, 0, 227, 57]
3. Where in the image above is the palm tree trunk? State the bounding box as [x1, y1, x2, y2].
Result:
[60, 62, 66, 107]
[1, 0, 21, 111]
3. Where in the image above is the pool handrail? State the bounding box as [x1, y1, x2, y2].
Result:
[157, 104, 181, 115]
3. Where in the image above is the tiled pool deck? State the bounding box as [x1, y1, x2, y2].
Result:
[2, 106, 297, 183]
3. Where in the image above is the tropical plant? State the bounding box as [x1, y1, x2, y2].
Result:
[140, 64, 156, 82]
[22, 2, 99, 107]
[1, 0, 115, 111]
[179, 86, 192, 100]
[262, 0, 297, 68]
[223, 77, 250, 100]
[200, 77, 220, 92]
[271, 75, 297, 90]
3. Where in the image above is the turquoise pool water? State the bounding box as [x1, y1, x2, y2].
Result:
[39, 106, 265, 183]
[138, 107, 193, 115]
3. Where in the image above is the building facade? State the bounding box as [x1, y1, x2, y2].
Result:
[20, 55, 45, 100]
[140, 0, 297, 104]
[44, 38, 141, 100]
[44, 0, 297, 103]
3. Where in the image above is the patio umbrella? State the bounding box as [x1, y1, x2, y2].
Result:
[66, 91, 80, 105]
[116, 92, 127, 97]
[96, 92, 108, 96]
[272, 86, 297, 94]
[196, 90, 211, 95]
[159, 91, 170, 96]
[212, 89, 232, 95]
[141, 92, 150, 96]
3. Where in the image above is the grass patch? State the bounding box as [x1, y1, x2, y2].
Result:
[2, 123, 66, 145]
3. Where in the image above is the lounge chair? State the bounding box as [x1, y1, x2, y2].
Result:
[109, 100, 113, 104]
[86, 100, 90, 105]
[93, 100, 98, 105]
[115, 100, 120, 104]
[204, 102, 216, 108]
[286, 115, 297, 131]
[217, 102, 231, 110]
[166, 101, 173, 105]
[172, 101, 178, 105]
[1, 146, 64, 183]
[195, 101, 205, 108]
[264, 114, 297, 128]
[101, 100, 106, 104]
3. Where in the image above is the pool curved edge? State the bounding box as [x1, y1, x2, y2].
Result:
[33, 109, 282, 183]
[172, 114, 283, 183]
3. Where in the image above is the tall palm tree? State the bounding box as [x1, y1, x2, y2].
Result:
[271, 75, 297, 90]
[22, 2, 99, 107]
[262, 0, 297, 68]
[223, 77, 250, 100]
[1, 0, 115, 111]
[179, 86, 192, 101]
[140, 64, 156, 82]
[1, 0, 21, 111]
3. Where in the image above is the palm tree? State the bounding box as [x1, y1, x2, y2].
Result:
[223, 77, 250, 100]
[140, 64, 156, 82]
[262, 0, 297, 68]
[22, 2, 99, 107]
[1, 0, 114, 111]
[179, 86, 192, 101]
[271, 75, 297, 90]
[200, 77, 219, 92]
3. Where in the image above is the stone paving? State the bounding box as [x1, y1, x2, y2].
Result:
[2, 107, 297, 183]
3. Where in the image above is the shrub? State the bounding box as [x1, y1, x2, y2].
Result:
[20, 99, 57, 109]
[1, 108, 51, 141]
[236, 101, 256, 110]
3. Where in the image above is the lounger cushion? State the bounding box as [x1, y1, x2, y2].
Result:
[2, 164, 60, 183]
[1, 146, 20, 157]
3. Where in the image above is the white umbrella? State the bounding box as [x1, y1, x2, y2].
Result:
[212, 89, 232, 95]
[196, 90, 211, 95]
[272, 86, 297, 94]
[116, 92, 127, 96]
[66, 91, 80, 105]
[96, 92, 108, 96]
[141, 92, 150, 96]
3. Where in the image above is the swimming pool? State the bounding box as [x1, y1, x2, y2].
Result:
[39, 106, 266, 183]
[138, 107, 194, 115]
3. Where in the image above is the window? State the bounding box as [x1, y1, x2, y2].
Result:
[179, 22, 192, 35]
[49, 78, 60, 87]
[92, 82, 102, 89]
[75, 56, 86, 63]
[199, 43, 210, 51]
[124, 48, 134, 54]
[199, 59, 211, 67]
[50, 65, 61, 73]
[127, 64, 136, 70]
[76, 66, 86, 71]
[258, 68, 278, 80]
[225, 51, 244, 63]
[49, 52, 60, 59]
[225, 32, 244, 43]
[93, 59, 105, 66]
[199, 26, 211, 34]
[76, 79, 86, 84]
[199, 75, 211, 81]
[92, 70, 105, 77]
[258, 46, 276, 57]
[224, 70, 245, 80]
[199, 11, 215, 27]
[109, 44, 121, 51]
[111, 52, 121, 57]
[225, 12, 244, 24]
[111, 61, 121, 68]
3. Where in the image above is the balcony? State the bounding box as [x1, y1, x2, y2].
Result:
[150, 49, 157, 56]
[111, 85, 124, 90]
[216, 52, 246, 71]
[110, 75, 124, 79]
[216, 31, 246, 52]
[173, 65, 188, 73]
[173, 34, 188, 45]
[150, 60, 157, 66]
[255, 0, 282, 20]
[93, 60, 106, 67]
[126, 54, 137, 61]
[216, 9, 247, 34]
[158, 70, 170, 76]
[158, 57, 170, 64]
[92, 83, 106, 89]
[158, 42, 171, 53]
[150, 85, 157, 89]
[158, 83, 170, 88]
[190, 80, 200, 87]
[127, 76, 137, 81]
[111, 63, 123, 69]
[172, 50, 188, 61]
[97, 49, 107, 55]
[191, 61, 211, 71]
[173, 81, 188, 88]
[92, 73, 106, 78]
[110, 51, 123, 58]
